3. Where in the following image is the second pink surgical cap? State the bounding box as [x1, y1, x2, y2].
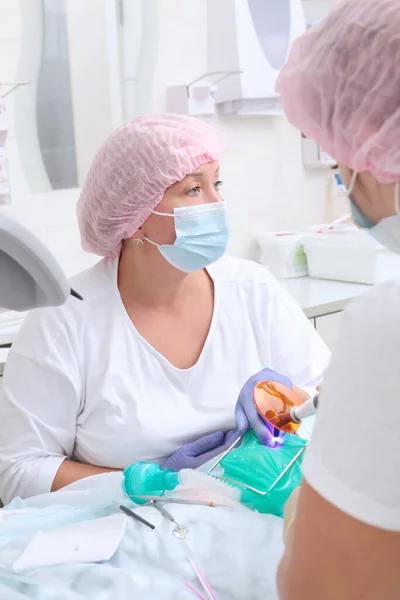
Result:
[77, 114, 224, 257]
[276, 0, 400, 184]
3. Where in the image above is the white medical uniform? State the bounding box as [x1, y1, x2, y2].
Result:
[0, 257, 329, 504]
[303, 278, 400, 531]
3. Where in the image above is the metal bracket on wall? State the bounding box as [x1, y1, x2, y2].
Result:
[0, 82, 30, 98]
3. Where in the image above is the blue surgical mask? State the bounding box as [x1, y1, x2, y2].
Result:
[350, 201, 375, 230]
[344, 171, 400, 254]
[344, 171, 375, 229]
[145, 202, 230, 272]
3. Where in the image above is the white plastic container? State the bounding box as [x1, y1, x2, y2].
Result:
[258, 232, 308, 279]
[304, 230, 400, 285]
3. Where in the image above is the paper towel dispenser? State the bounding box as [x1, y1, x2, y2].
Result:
[248, 0, 292, 70]
[207, 0, 306, 116]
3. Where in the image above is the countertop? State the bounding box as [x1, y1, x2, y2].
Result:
[282, 276, 371, 319]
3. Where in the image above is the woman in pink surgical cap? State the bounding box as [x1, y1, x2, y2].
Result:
[276, 1, 400, 598]
[0, 114, 328, 504]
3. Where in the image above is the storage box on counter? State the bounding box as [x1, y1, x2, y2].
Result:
[258, 232, 308, 279]
[303, 229, 400, 285]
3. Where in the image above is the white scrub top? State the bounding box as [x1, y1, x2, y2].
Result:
[303, 278, 400, 531]
[0, 257, 329, 504]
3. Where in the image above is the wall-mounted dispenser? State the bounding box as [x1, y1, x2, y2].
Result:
[207, 0, 306, 116]
[166, 71, 242, 117]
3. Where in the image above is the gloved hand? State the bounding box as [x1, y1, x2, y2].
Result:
[161, 430, 238, 471]
[283, 486, 301, 544]
[235, 367, 293, 446]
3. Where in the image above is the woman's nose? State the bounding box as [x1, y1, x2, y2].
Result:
[207, 186, 222, 204]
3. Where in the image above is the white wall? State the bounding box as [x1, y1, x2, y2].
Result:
[65, 0, 115, 184]
[0, 0, 347, 277]
[154, 0, 347, 260]
[302, 0, 334, 23]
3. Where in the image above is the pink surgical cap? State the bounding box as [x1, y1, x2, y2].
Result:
[77, 113, 224, 257]
[276, 0, 400, 184]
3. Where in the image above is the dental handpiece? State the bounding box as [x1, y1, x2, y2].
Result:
[291, 394, 319, 423]
[274, 395, 319, 429]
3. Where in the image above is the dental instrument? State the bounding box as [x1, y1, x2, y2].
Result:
[273, 395, 319, 430]
[151, 501, 176, 523]
[235, 369, 293, 446]
[254, 381, 319, 435]
[205, 382, 314, 496]
[151, 501, 189, 539]
[131, 496, 220, 507]
[118, 504, 155, 530]
[173, 525, 190, 539]
[207, 433, 242, 475]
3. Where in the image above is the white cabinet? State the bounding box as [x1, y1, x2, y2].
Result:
[284, 276, 369, 350]
[314, 312, 343, 351]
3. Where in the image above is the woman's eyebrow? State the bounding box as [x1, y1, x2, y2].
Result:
[186, 170, 204, 179]
[189, 167, 220, 178]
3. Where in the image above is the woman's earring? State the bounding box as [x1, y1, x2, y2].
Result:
[135, 237, 145, 246]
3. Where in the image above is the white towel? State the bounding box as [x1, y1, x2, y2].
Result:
[12, 512, 126, 572]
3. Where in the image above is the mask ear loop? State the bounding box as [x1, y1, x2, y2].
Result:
[144, 236, 160, 247]
[152, 210, 174, 217]
[395, 182, 400, 216]
[348, 171, 358, 195]
[142, 211, 175, 246]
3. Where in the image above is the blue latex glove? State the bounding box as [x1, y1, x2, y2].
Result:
[235, 368, 293, 447]
[161, 430, 237, 471]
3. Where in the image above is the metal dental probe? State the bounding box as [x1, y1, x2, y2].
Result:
[151, 500, 178, 524]
[118, 504, 156, 530]
[151, 501, 189, 538]
[131, 496, 221, 507]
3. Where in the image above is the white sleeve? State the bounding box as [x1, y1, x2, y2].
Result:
[303, 282, 400, 531]
[0, 312, 81, 505]
[268, 281, 331, 393]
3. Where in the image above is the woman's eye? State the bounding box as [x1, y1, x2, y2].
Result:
[214, 180, 223, 191]
[187, 186, 200, 196]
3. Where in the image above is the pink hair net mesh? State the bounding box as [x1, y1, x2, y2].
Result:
[77, 114, 224, 257]
[276, 0, 400, 184]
